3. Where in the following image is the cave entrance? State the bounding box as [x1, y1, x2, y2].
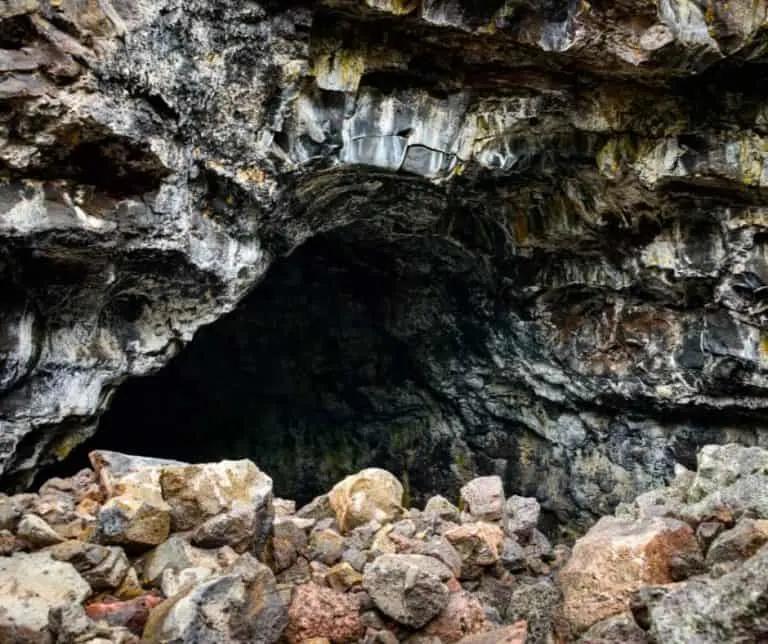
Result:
[50, 227, 496, 506]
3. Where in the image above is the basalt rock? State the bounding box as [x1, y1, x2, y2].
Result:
[3, 0, 768, 533]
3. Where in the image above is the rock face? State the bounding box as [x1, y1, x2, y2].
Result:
[4, 0, 768, 532]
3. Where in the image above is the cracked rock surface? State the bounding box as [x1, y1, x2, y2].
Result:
[3, 1, 768, 526]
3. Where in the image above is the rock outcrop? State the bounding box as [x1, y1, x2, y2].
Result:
[2, 0, 768, 530]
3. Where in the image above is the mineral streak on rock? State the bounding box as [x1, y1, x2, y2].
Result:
[2, 0, 768, 529]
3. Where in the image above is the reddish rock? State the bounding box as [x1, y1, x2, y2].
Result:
[457, 620, 527, 643]
[421, 590, 491, 642]
[559, 516, 701, 635]
[86, 594, 164, 635]
[285, 582, 364, 643]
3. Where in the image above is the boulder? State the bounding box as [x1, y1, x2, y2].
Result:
[460, 476, 504, 522]
[559, 515, 701, 635]
[329, 468, 404, 533]
[363, 553, 452, 628]
[503, 496, 540, 540]
[144, 563, 287, 644]
[648, 545, 768, 642]
[0, 552, 92, 644]
[159, 459, 273, 540]
[687, 443, 768, 502]
[284, 583, 364, 643]
[444, 522, 504, 580]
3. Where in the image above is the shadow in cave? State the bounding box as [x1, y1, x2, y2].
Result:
[43, 230, 480, 506]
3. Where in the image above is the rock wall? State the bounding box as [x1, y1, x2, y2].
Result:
[3, 1, 768, 525]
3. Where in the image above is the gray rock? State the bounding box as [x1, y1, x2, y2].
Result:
[705, 519, 768, 568]
[16, 513, 64, 548]
[363, 553, 452, 628]
[578, 613, 649, 644]
[460, 476, 504, 522]
[504, 496, 541, 540]
[48, 540, 130, 591]
[506, 578, 561, 644]
[648, 545, 768, 642]
[424, 496, 461, 523]
[144, 566, 287, 644]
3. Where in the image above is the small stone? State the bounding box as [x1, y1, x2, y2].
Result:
[285, 583, 364, 643]
[506, 578, 561, 644]
[0, 528, 21, 555]
[0, 494, 24, 530]
[696, 521, 725, 551]
[329, 468, 404, 533]
[500, 537, 526, 571]
[141, 535, 222, 585]
[424, 495, 460, 522]
[17, 513, 64, 548]
[363, 553, 452, 628]
[48, 540, 130, 591]
[325, 561, 363, 591]
[579, 613, 649, 643]
[297, 494, 335, 521]
[705, 519, 768, 567]
[460, 476, 504, 522]
[97, 497, 171, 549]
[525, 528, 553, 560]
[456, 620, 527, 643]
[668, 550, 706, 581]
[503, 496, 540, 540]
[342, 546, 369, 572]
[444, 522, 504, 580]
[160, 566, 212, 598]
[309, 528, 346, 565]
[421, 590, 491, 642]
[191, 505, 258, 552]
[86, 595, 163, 635]
[271, 517, 309, 572]
[274, 498, 296, 517]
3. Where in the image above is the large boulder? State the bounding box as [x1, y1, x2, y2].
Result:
[559, 515, 700, 635]
[687, 444, 768, 502]
[363, 553, 453, 628]
[329, 468, 404, 533]
[90, 451, 274, 553]
[0, 552, 92, 644]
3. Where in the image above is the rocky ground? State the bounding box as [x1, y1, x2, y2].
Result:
[0, 443, 766, 643]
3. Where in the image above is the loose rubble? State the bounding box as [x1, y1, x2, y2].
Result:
[0, 444, 765, 642]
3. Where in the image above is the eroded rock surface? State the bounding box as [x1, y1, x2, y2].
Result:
[3, 0, 768, 531]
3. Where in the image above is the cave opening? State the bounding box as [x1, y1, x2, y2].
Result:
[44, 225, 503, 507]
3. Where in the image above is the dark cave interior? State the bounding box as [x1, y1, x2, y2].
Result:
[43, 227, 500, 507]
